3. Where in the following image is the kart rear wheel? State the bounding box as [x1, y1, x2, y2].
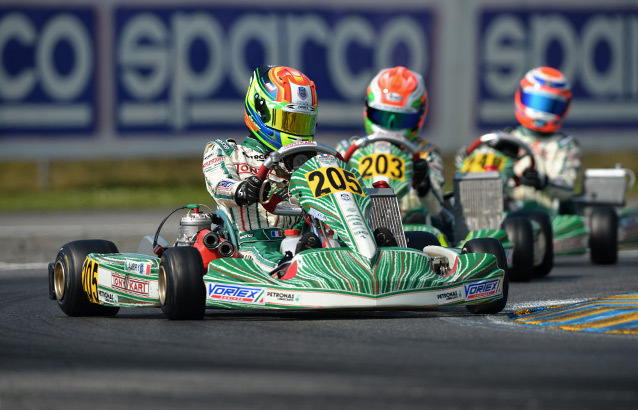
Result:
[462, 238, 509, 314]
[589, 206, 618, 265]
[159, 246, 206, 320]
[501, 216, 534, 282]
[54, 239, 120, 317]
[404, 231, 440, 250]
[509, 210, 554, 277]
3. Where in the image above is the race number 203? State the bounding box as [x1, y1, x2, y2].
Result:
[305, 167, 364, 199]
[358, 153, 405, 181]
[82, 257, 100, 304]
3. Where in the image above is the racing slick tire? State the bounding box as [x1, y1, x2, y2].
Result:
[404, 231, 440, 250]
[462, 238, 509, 314]
[509, 210, 554, 277]
[589, 206, 618, 265]
[501, 216, 534, 282]
[159, 246, 206, 320]
[53, 240, 121, 317]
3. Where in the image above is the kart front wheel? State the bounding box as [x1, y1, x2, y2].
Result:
[462, 238, 509, 314]
[589, 206, 618, 265]
[501, 217, 534, 282]
[159, 246, 206, 320]
[53, 239, 121, 317]
[509, 210, 554, 277]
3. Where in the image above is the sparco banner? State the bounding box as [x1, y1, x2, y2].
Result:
[0, 7, 96, 134]
[114, 6, 433, 134]
[477, 7, 638, 130]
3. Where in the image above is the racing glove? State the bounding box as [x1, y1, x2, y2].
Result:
[454, 146, 468, 169]
[235, 176, 268, 206]
[412, 159, 431, 197]
[519, 169, 548, 190]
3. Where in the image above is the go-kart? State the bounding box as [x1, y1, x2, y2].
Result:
[341, 133, 547, 282]
[461, 132, 638, 265]
[49, 141, 508, 320]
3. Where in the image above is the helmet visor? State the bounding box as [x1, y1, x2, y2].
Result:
[519, 87, 569, 116]
[367, 106, 422, 130]
[264, 103, 317, 136]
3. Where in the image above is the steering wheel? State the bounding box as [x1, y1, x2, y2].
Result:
[342, 134, 421, 164]
[466, 132, 535, 169]
[254, 141, 345, 212]
[465, 133, 536, 186]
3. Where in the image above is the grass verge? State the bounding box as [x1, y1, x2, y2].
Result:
[0, 153, 636, 211]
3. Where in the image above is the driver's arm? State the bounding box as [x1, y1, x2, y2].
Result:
[543, 135, 582, 201]
[416, 146, 445, 216]
[203, 140, 247, 207]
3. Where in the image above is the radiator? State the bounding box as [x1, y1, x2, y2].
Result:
[367, 187, 407, 247]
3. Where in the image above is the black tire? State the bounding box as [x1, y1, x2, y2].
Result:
[509, 210, 554, 277]
[53, 239, 120, 317]
[462, 238, 509, 314]
[501, 217, 534, 282]
[405, 231, 440, 250]
[159, 246, 206, 320]
[589, 206, 618, 265]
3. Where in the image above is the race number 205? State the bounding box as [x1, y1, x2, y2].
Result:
[81, 257, 100, 304]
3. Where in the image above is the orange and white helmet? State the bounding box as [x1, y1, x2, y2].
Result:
[364, 66, 428, 141]
[515, 67, 572, 133]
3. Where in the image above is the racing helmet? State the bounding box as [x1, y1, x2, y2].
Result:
[364, 66, 428, 140]
[245, 66, 318, 151]
[515, 67, 572, 133]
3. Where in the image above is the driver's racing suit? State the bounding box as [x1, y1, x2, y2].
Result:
[203, 136, 298, 271]
[508, 125, 582, 213]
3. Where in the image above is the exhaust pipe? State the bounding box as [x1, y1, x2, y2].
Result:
[202, 231, 220, 250]
[217, 241, 236, 258]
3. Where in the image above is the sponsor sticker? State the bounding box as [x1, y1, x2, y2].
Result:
[207, 283, 265, 305]
[266, 290, 301, 305]
[436, 290, 462, 302]
[203, 157, 223, 168]
[316, 154, 337, 165]
[125, 260, 151, 276]
[98, 289, 118, 304]
[217, 180, 235, 192]
[464, 279, 500, 300]
[308, 208, 325, 220]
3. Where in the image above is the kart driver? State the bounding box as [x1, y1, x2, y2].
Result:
[499, 66, 582, 212]
[203, 66, 320, 273]
[336, 66, 446, 225]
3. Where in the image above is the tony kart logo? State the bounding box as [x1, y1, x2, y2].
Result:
[208, 283, 265, 305]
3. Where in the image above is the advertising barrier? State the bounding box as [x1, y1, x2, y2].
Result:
[0, 0, 636, 159]
[477, 7, 638, 130]
[0, 7, 96, 134]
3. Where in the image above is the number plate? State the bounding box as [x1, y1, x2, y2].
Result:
[460, 152, 507, 173]
[305, 167, 365, 199]
[358, 153, 405, 181]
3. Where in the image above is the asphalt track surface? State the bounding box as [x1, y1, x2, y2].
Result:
[1, 210, 637, 410]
